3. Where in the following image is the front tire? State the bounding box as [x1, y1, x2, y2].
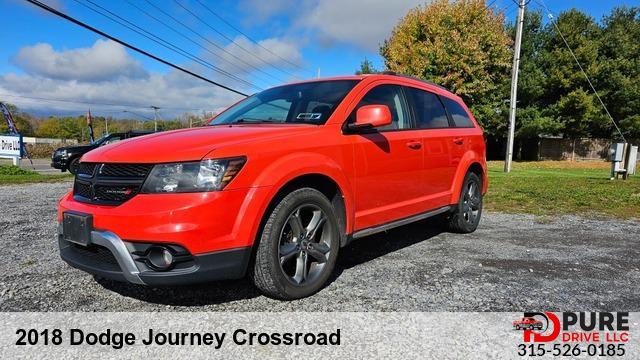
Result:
[252, 188, 340, 300]
[67, 157, 80, 175]
[445, 172, 483, 233]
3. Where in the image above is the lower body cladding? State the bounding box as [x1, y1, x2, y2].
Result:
[58, 223, 252, 286]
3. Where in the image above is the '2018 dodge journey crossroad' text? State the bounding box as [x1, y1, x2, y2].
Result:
[58, 73, 487, 299]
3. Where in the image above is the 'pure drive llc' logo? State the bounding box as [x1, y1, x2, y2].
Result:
[514, 312, 630, 357]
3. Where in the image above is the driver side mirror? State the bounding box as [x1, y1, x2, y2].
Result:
[348, 104, 392, 131]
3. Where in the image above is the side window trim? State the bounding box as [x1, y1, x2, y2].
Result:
[398, 86, 417, 130]
[437, 94, 457, 128]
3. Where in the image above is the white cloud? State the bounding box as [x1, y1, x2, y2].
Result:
[239, 0, 427, 52]
[1, 40, 250, 118]
[11, 40, 148, 82]
[212, 36, 303, 79]
[0, 70, 243, 117]
[238, 0, 294, 22]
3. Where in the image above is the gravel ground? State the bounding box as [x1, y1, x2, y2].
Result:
[0, 181, 639, 312]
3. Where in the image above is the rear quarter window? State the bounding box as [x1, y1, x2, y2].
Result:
[442, 97, 475, 128]
[406, 87, 450, 129]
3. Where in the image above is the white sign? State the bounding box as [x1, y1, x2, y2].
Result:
[0, 134, 22, 157]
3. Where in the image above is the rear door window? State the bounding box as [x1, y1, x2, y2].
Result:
[406, 87, 450, 129]
[441, 97, 475, 128]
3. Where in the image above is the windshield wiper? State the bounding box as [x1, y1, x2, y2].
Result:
[232, 118, 277, 124]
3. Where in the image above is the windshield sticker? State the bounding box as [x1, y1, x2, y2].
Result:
[296, 113, 322, 120]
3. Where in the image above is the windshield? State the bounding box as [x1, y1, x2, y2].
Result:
[210, 80, 359, 125]
[91, 134, 110, 145]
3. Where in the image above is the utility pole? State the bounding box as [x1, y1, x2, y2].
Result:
[151, 106, 160, 132]
[504, 0, 526, 173]
[317, 68, 321, 79]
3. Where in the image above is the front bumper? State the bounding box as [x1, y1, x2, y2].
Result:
[58, 224, 252, 286]
[51, 156, 68, 170]
[58, 186, 272, 254]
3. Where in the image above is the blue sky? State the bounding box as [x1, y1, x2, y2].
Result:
[0, 0, 638, 119]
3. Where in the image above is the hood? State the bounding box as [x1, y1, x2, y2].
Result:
[81, 125, 317, 163]
[57, 144, 96, 153]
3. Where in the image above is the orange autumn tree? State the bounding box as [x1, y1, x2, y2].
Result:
[381, 0, 512, 133]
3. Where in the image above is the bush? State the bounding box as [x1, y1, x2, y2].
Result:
[0, 165, 38, 176]
[24, 143, 59, 159]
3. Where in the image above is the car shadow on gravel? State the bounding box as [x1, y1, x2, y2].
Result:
[95, 276, 262, 306]
[95, 218, 445, 306]
[332, 217, 444, 278]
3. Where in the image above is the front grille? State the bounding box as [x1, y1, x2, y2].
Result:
[100, 164, 152, 178]
[77, 162, 97, 177]
[74, 180, 93, 199]
[73, 162, 151, 205]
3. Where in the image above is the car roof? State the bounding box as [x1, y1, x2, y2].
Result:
[279, 72, 461, 101]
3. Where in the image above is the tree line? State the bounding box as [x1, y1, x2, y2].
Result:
[367, 0, 639, 156]
[0, 102, 208, 142]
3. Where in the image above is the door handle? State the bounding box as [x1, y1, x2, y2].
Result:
[453, 137, 464, 145]
[406, 141, 422, 150]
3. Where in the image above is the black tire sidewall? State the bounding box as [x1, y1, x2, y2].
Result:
[261, 188, 340, 299]
[454, 172, 483, 232]
[68, 157, 80, 175]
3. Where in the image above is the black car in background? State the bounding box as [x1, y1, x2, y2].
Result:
[51, 131, 153, 174]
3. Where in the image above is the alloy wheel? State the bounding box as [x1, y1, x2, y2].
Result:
[462, 180, 481, 225]
[278, 204, 333, 286]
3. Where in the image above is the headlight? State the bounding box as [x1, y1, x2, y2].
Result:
[141, 157, 246, 193]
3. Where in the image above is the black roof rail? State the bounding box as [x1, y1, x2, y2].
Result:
[380, 71, 451, 92]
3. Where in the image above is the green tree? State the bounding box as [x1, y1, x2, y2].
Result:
[355, 57, 378, 74]
[596, 6, 640, 139]
[537, 9, 608, 139]
[0, 102, 36, 136]
[380, 0, 512, 132]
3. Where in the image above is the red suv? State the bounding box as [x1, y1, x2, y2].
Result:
[58, 74, 487, 299]
[513, 317, 544, 330]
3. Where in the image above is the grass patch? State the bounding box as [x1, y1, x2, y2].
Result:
[485, 161, 640, 219]
[0, 165, 72, 185]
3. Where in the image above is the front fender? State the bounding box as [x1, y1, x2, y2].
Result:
[237, 152, 355, 248]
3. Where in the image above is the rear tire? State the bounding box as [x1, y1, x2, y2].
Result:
[251, 188, 340, 300]
[445, 172, 483, 233]
[68, 157, 80, 175]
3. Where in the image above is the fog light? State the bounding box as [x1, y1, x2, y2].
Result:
[147, 246, 173, 270]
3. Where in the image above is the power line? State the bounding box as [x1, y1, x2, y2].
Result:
[193, 0, 310, 75]
[120, 110, 153, 120]
[24, 0, 248, 97]
[534, 0, 626, 142]
[142, 0, 286, 85]
[74, 0, 261, 91]
[123, 0, 274, 89]
[172, 0, 301, 80]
